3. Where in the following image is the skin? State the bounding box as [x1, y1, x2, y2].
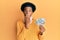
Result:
[23, 6, 45, 35]
[24, 7, 33, 28]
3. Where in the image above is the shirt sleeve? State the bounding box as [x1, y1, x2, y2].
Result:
[17, 21, 23, 36]
[38, 34, 44, 40]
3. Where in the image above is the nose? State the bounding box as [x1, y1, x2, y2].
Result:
[26, 11, 29, 14]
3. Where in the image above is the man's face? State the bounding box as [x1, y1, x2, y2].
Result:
[24, 7, 33, 16]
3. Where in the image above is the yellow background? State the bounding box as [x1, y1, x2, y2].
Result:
[0, 0, 60, 40]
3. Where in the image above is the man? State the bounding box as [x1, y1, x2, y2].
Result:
[17, 2, 45, 40]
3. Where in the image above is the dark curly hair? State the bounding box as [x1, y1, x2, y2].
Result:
[21, 2, 36, 12]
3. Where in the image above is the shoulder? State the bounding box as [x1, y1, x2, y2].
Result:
[17, 20, 23, 25]
[17, 20, 24, 28]
[32, 18, 39, 23]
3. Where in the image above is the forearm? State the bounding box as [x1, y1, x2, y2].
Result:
[25, 16, 30, 28]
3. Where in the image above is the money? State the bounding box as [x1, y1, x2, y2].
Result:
[36, 18, 45, 26]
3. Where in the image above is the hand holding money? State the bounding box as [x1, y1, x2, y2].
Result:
[36, 18, 46, 35]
